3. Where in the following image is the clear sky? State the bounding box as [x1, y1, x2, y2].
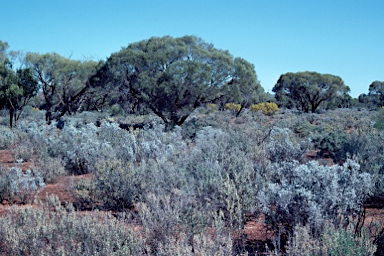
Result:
[2, 0, 384, 97]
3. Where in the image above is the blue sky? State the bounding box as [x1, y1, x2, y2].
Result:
[2, 0, 384, 97]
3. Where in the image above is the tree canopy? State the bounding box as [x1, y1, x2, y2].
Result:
[273, 71, 350, 113]
[25, 52, 99, 122]
[368, 80, 384, 107]
[0, 41, 39, 127]
[91, 35, 263, 127]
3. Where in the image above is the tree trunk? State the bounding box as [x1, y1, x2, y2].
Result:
[9, 109, 14, 128]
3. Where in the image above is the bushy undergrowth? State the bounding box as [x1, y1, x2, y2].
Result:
[287, 223, 376, 256]
[0, 165, 45, 203]
[258, 159, 372, 251]
[0, 107, 382, 255]
[0, 197, 147, 255]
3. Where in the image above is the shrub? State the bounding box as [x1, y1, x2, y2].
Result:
[32, 156, 67, 184]
[225, 102, 241, 112]
[61, 123, 116, 174]
[251, 102, 279, 115]
[286, 224, 321, 256]
[0, 165, 11, 201]
[287, 223, 377, 256]
[0, 197, 146, 255]
[0, 166, 45, 203]
[182, 126, 259, 229]
[206, 103, 218, 112]
[11, 138, 35, 162]
[321, 223, 377, 256]
[0, 126, 17, 149]
[92, 160, 146, 210]
[258, 159, 373, 251]
[266, 127, 311, 163]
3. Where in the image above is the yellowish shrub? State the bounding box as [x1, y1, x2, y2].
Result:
[251, 102, 279, 115]
[225, 103, 241, 112]
[207, 103, 218, 111]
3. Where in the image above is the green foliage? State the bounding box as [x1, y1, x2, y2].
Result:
[369, 80, 384, 107]
[26, 52, 99, 121]
[0, 48, 39, 127]
[273, 71, 350, 113]
[287, 223, 377, 256]
[322, 224, 377, 256]
[251, 102, 279, 115]
[91, 35, 263, 127]
[373, 107, 384, 130]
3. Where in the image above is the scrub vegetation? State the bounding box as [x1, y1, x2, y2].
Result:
[0, 37, 383, 255]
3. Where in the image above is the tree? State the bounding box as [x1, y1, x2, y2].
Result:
[0, 41, 39, 128]
[273, 71, 350, 113]
[25, 53, 99, 122]
[0, 40, 9, 62]
[358, 93, 380, 110]
[91, 36, 263, 127]
[368, 80, 384, 107]
[222, 57, 264, 116]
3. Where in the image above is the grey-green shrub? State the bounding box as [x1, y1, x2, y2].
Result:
[321, 223, 377, 256]
[258, 159, 372, 251]
[8, 167, 45, 203]
[287, 223, 376, 256]
[0, 126, 17, 149]
[0, 197, 147, 256]
[0, 165, 11, 201]
[32, 156, 67, 184]
[0, 166, 45, 203]
[266, 126, 311, 163]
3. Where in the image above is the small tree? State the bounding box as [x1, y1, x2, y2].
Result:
[273, 71, 350, 113]
[0, 56, 38, 128]
[369, 80, 384, 107]
[26, 52, 99, 122]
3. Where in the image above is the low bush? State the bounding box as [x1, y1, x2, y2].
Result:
[287, 223, 376, 256]
[258, 159, 372, 251]
[251, 102, 279, 115]
[0, 197, 147, 255]
[0, 165, 45, 204]
[225, 102, 241, 112]
[0, 126, 17, 149]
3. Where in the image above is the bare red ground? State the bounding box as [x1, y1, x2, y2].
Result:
[37, 174, 94, 204]
[0, 150, 33, 171]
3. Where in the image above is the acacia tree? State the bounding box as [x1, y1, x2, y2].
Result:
[25, 52, 99, 122]
[91, 36, 263, 127]
[369, 80, 384, 107]
[273, 71, 350, 113]
[222, 57, 264, 116]
[0, 41, 39, 127]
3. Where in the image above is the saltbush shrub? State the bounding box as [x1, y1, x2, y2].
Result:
[258, 159, 372, 251]
[0, 166, 45, 203]
[0, 126, 17, 149]
[287, 223, 376, 256]
[0, 197, 147, 255]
